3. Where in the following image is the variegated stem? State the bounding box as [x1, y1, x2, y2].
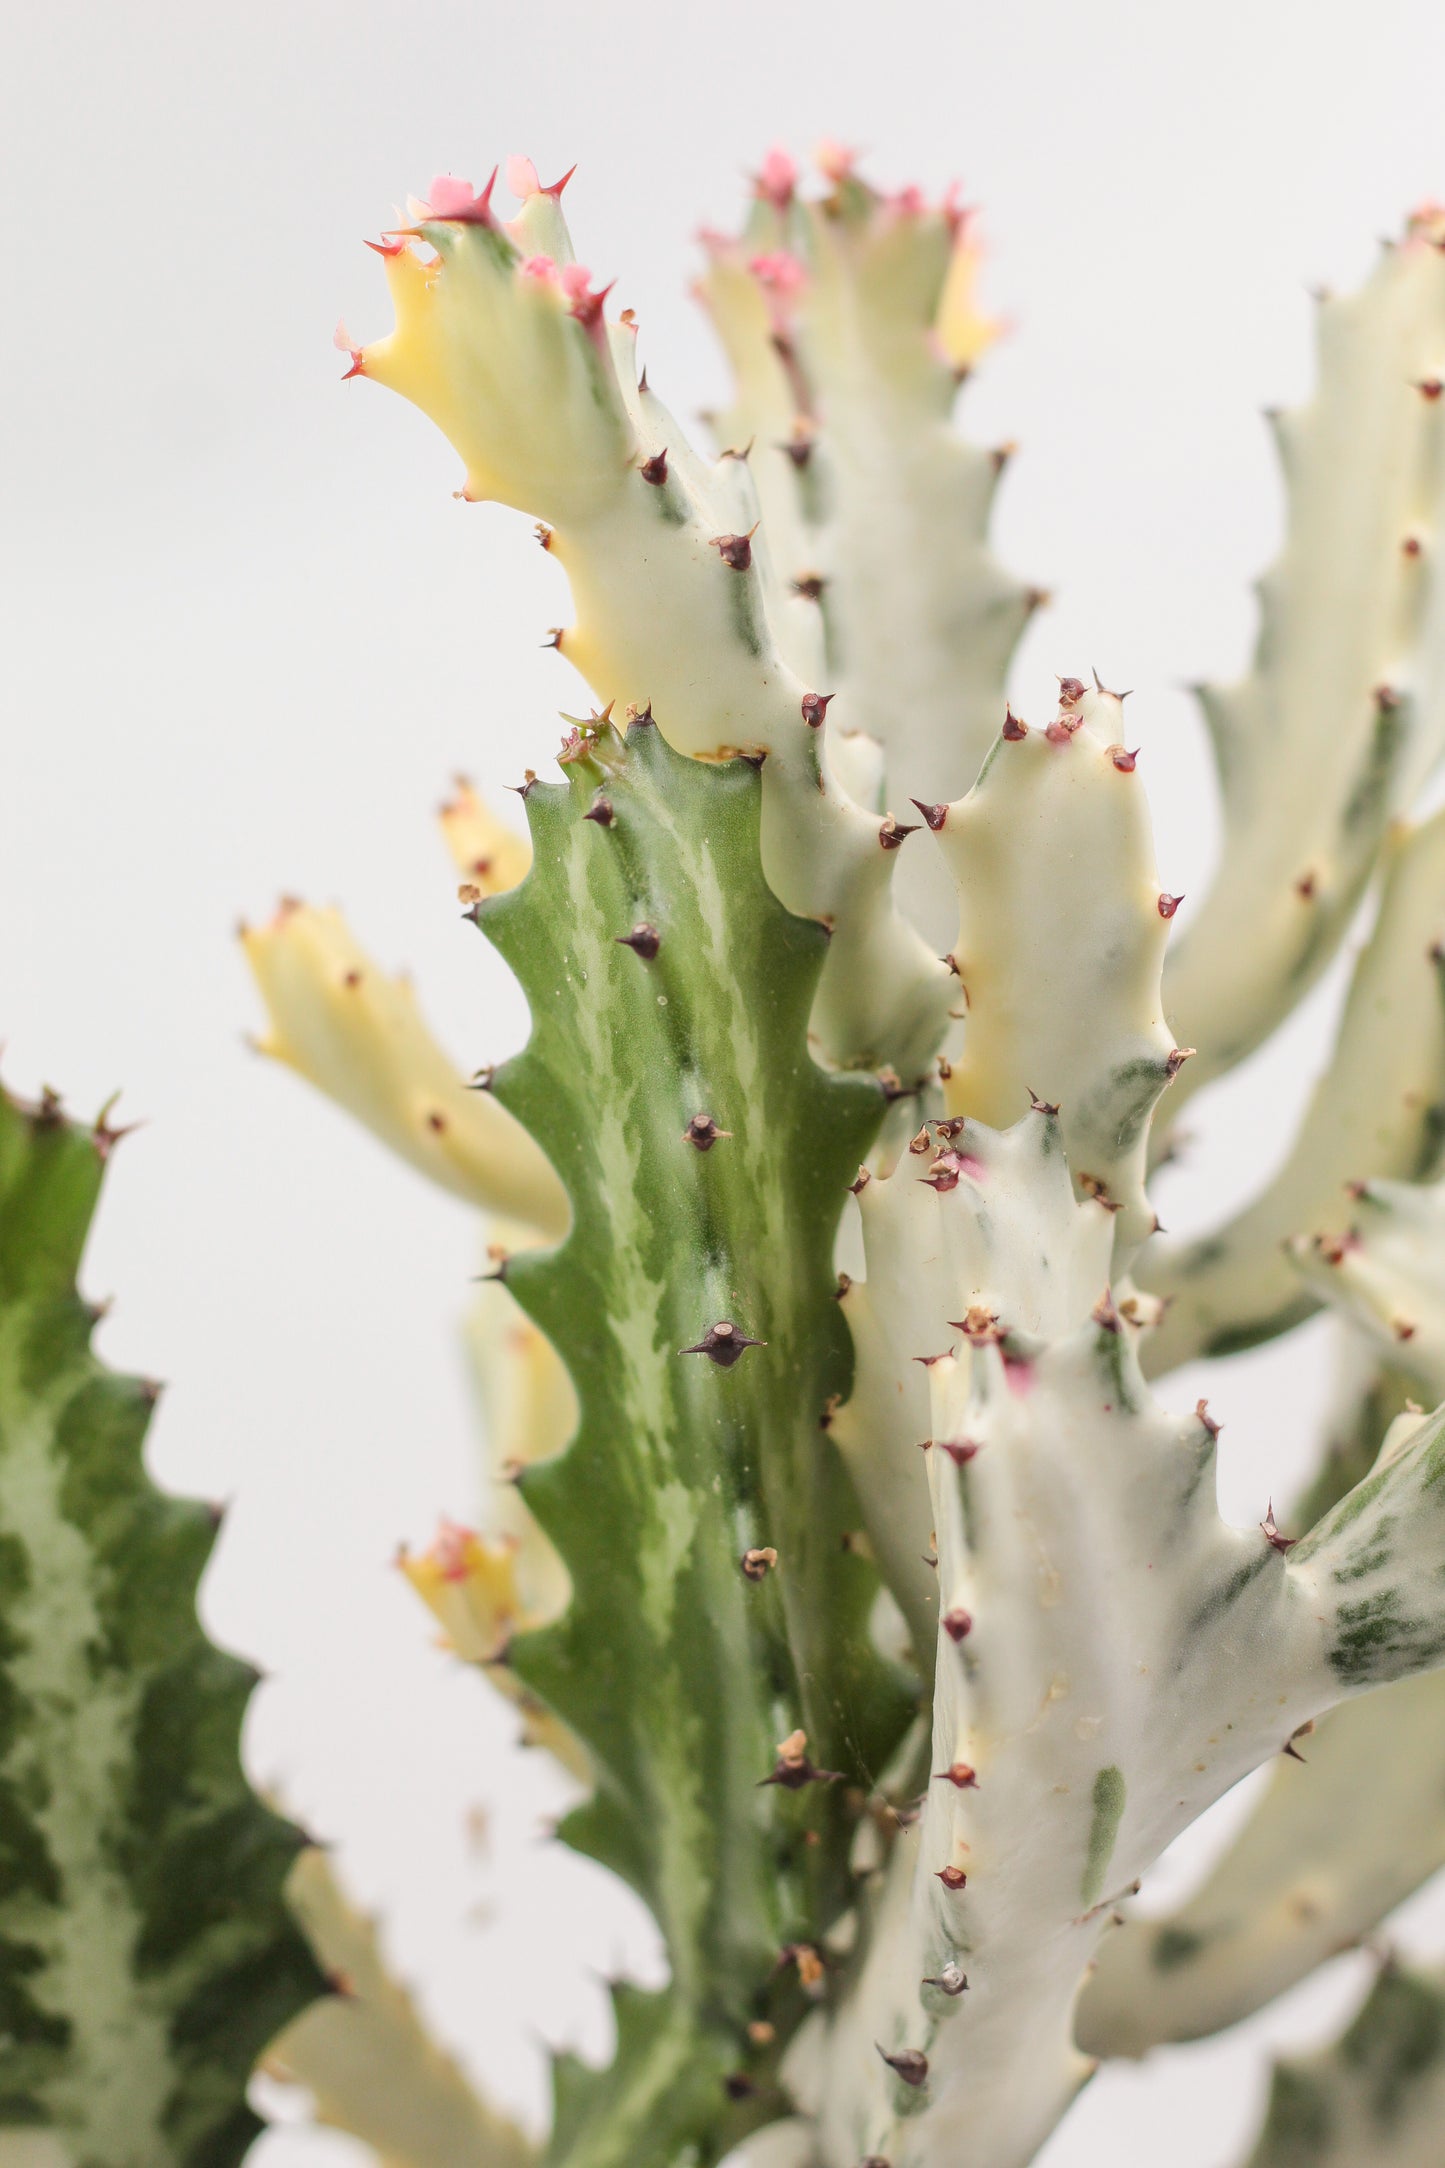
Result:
[1162, 208, 1445, 1114]
[1144, 808, 1445, 1375]
[1238, 1956, 1445, 2168]
[351, 168, 953, 1079]
[265, 1849, 534, 2168]
[1292, 1166, 1445, 1388]
[0, 1084, 321, 2164]
[696, 154, 1033, 942]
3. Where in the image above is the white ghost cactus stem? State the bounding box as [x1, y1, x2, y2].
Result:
[194, 154, 1445, 2168]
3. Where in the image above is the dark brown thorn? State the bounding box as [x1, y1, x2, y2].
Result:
[949, 1306, 1001, 1343]
[934, 1866, 967, 1891]
[583, 795, 615, 827]
[723, 2073, 756, 2101]
[626, 702, 656, 728]
[761, 1729, 842, 1789]
[683, 1113, 731, 1150]
[935, 1116, 967, 1139]
[791, 572, 827, 601]
[507, 771, 539, 798]
[534, 522, 553, 550]
[876, 1066, 912, 1103]
[543, 628, 564, 651]
[910, 798, 949, 831]
[740, 1546, 777, 1581]
[1091, 667, 1132, 700]
[876, 2044, 929, 2088]
[1002, 706, 1028, 741]
[467, 1065, 495, 1092]
[1057, 676, 1087, 708]
[879, 815, 920, 851]
[1165, 1045, 1197, 1080]
[680, 1320, 764, 1367]
[912, 1352, 950, 1369]
[616, 922, 661, 959]
[848, 1166, 872, 1196]
[710, 526, 758, 570]
[833, 1271, 852, 1300]
[801, 691, 833, 728]
[639, 448, 668, 485]
[1028, 1089, 1060, 1117]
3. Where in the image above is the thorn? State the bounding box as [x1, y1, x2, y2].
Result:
[949, 1306, 1001, 1343]
[1024, 585, 1052, 614]
[876, 1067, 912, 1104]
[719, 438, 755, 464]
[938, 1439, 981, 1466]
[507, 771, 540, 797]
[534, 522, 554, 550]
[934, 1866, 967, 1892]
[819, 1393, 842, 1432]
[912, 1352, 950, 1369]
[1165, 1046, 1196, 1081]
[933, 1762, 978, 1788]
[848, 1165, 872, 1195]
[616, 923, 661, 959]
[1158, 893, 1184, 919]
[741, 1546, 778, 1581]
[582, 794, 615, 829]
[683, 1113, 731, 1150]
[1091, 668, 1132, 700]
[937, 1053, 953, 1081]
[989, 441, 1016, 473]
[680, 1320, 764, 1367]
[1092, 1290, 1122, 1334]
[1028, 1089, 1060, 1117]
[639, 448, 668, 486]
[1196, 1398, 1222, 1441]
[801, 692, 833, 728]
[942, 1607, 973, 1641]
[935, 1117, 967, 1140]
[1261, 1501, 1297, 1554]
[910, 799, 949, 831]
[1111, 745, 1140, 773]
[876, 2042, 929, 2088]
[1282, 1719, 1315, 1764]
[543, 628, 565, 651]
[922, 1963, 969, 1996]
[919, 1153, 963, 1193]
[879, 815, 920, 851]
[1418, 379, 1443, 400]
[1404, 534, 1424, 557]
[792, 572, 827, 601]
[626, 702, 656, 729]
[1002, 706, 1028, 741]
[1394, 1318, 1418, 1341]
[1058, 677, 1087, 709]
[467, 1065, 496, 1093]
[762, 1729, 842, 1789]
[908, 1125, 933, 1155]
[711, 526, 758, 571]
[834, 1271, 852, 1299]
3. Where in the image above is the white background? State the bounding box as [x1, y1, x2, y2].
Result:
[4, 1, 1445, 2160]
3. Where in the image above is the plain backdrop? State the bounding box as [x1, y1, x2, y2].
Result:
[5, 2, 1445, 2160]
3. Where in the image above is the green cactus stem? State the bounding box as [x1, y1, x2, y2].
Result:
[0, 1084, 321, 2165]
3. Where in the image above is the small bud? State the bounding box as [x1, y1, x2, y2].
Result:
[922, 1963, 969, 1997]
[933, 1762, 978, 1788]
[801, 691, 834, 728]
[683, 1113, 731, 1150]
[1261, 1501, 1297, 1554]
[616, 923, 661, 959]
[1002, 707, 1028, 741]
[1158, 892, 1184, 919]
[583, 795, 615, 827]
[681, 1320, 764, 1367]
[876, 1066, 910, 1103]
[1404, 534, 1424, 557]
[879, 815, 920, 851]
[741, 1546, 778, 1581]
[711, 528, 757, 571]
[935, 1866, 967, 1891]
[640, 448, 668, 485]
[876, 2044, 929, 2088]
[942, 1607, 973, 1642]
[1057, 676, 1087, 708]
[910, 799, 949, 831]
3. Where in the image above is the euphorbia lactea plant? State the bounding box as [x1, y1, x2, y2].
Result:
[10, 146, 1445, 2168]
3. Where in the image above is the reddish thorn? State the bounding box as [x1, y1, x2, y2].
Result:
[1002, 707, 1028, 741]
[942, 1607, 973, 1642]
[934, 1866, 967, 1891]
[1405, 535, 1423, 557]
[364, 235, 407, 258]
[1028, 1089, 1060, 1117]
[877, 2045, 930, 2088]
[640, 449, 668, 485]
[1158, 893, 1184, 919]
[583, 794, 615, 827]
[910, 799, 949, 831]
[848, 1166, 871, 1195]
[683, 1113, 730, 1151]
[939, 1439, 981, 1466]
[1261, 1501, 1297, 1553]
[1045, 715, 1082, 746]
[933, 1762, 978, 1788]
[1111, 745, 1140, 773]
[912, 1352, 950, 1369]
[1195, 1398, 1221, 1441]
[1058, 676, 1087, 707]
[711, 528, 757, 571]
[879, 816, 920, 851]
[792, 573, 826, 601]
[1418, 379, 1443, 399]
[545, 163, 578, 199]
[801, 691, 833, 728]
[1295, 871, 1317, 900]
[1165, 1046, 1196, 1080]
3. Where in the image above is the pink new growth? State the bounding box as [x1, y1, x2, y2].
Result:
[755, 146, 798, 211]
[506, 155, 542, 200]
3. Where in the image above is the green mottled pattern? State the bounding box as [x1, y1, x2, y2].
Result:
[0, 1089, 321, 2166]
[1244, 1962, 1445, 2167]
[476, 721, 911, 2168]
